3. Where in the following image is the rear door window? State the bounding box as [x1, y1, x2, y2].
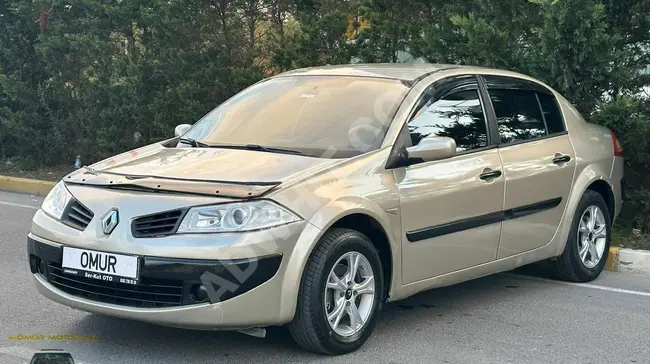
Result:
[488, 89, 547, 144]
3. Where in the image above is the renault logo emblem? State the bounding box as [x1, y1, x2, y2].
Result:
[101, 209, 119, 235]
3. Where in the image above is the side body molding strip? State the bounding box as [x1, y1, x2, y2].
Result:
[406, 197, 563, 243]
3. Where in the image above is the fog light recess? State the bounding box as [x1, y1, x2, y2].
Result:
[189, 284, 209, 302]
[39, 259, 47, 275]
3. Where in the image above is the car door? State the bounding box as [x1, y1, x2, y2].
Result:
[395, 75, 506, 285]
[479, 75, 576, 259]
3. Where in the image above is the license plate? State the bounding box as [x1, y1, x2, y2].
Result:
[61, 247, 139, 285]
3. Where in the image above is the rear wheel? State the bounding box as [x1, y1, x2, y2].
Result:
[288, 228, 384, 355]
[552, 190, 612, 282]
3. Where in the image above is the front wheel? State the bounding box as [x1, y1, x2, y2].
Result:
[552, 190, 612, 282]
[288, 228, 384, 355]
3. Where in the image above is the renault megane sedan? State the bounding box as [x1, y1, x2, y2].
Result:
[28, 64, 623, 354]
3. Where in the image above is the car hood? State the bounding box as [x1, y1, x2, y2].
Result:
[65, 143, 339, 198]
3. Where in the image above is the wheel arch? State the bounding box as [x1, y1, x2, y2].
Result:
[286, 207, 396, 354]
[303, 198, 400, 302]
[328, 213, 394, 302]
[553, 164, 615, 257]
[585, 179, 615, 222]
[550, 174, 615, 282]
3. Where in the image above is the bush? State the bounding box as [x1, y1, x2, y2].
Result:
[1, 0, 649, 235]
[591, 96, 650, 231]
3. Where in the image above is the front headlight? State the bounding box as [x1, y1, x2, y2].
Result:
[177, 200, 301, 233]
[42, 181, 72, 220]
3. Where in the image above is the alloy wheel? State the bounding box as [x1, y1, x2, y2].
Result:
[577, 205, 607, 269]
[324, 251, 376, 337]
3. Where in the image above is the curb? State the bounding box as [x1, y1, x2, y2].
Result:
[605, 246, 650, 276]
[0, 175, 56, 196]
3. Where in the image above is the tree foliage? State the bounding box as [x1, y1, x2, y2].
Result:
[1, 0, 649, 229]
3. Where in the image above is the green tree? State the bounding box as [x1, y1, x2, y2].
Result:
[356, 0, 424, 63]
[1, 0, 649, 231]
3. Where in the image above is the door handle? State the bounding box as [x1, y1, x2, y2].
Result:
[479, 169, 502, 180]
[552, 154, 571, 164]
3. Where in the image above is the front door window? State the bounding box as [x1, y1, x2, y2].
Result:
[408, 89, 489, 153]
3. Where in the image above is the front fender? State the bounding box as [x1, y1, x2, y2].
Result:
[308, 196, 393, 232]
[310, 197, 402, 299]
[278, 196, 402, 322]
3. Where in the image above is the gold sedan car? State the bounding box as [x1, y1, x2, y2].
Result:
[28, 64, 624, 354]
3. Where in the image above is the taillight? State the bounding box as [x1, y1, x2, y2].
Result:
[609, 129, 624, 157]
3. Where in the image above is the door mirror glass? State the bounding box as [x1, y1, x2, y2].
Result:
[406, 136, 456, 162]
[174, 124, 192, 137]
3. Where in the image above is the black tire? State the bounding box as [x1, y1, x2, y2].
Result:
[552, 190, 612, 282]
[288, 228, 384, 355]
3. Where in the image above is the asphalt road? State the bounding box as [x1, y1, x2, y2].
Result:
[1, 190, 649, 364]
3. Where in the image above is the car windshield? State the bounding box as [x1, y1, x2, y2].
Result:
[30, 353, 74, 364]
[182, 76, 410, 158]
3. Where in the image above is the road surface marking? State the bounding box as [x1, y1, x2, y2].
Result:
[0, 201, 39, 210]
[506, 273, 650, 297]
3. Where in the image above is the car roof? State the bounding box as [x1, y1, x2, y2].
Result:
[274, 63, 458, 82]
[273, 63, 538, 84]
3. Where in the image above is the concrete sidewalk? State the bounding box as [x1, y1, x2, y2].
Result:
[606, 246, 650, 276]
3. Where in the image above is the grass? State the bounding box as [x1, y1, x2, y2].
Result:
[0, 163, 73, 182]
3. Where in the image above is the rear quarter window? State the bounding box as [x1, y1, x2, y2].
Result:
[537, 93, 566, 134]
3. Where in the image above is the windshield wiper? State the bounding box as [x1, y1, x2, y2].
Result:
[178, 139, 306, 156]
[178, 137, 210, 148]
[241, 144, 306, 156]
[206, 143, 306, 156]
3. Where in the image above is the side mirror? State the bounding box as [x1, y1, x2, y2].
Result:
[406, 136, 456, 162]
[174, 124, 192, 137]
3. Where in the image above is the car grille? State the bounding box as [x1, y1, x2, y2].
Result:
[131, 209, 184, 238]
[62, 200, 94, 230]
[47, 263, 184, 308]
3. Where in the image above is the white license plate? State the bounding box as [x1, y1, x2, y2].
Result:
[61, 247, 139, 284]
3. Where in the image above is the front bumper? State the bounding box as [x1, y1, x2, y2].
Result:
[33, 273, 242, 329]
[28, 237, 282, 307]
[28, 221, 322, 330]
[27, 184, 325, 329]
